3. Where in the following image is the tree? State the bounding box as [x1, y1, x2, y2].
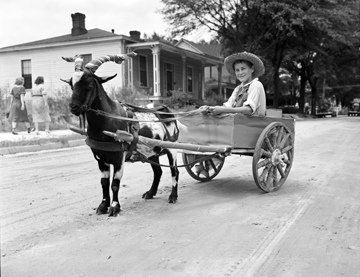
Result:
[282, 0, 360, 114]
[161, 0, 320, 107]
[161, 0, 360, 110]
[143, 32, 174, 44]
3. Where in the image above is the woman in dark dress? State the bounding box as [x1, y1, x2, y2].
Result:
[8, 77, 33, 135]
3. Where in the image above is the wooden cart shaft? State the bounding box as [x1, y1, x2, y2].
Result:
[103, 130, 232, 153]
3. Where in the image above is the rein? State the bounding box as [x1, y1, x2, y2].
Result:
[85, 107, 200, 123]
[74, 103, 219, 168]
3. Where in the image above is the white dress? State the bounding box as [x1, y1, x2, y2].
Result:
[31, 84, 51, 123]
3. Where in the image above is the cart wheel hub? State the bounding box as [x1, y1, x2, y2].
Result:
[271, 149, 282, 165]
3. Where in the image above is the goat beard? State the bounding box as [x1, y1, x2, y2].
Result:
[79, 114, 86, 132]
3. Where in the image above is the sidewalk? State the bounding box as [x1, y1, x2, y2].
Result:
[0, 113, 308, 156]
[0, 129, 86, 155]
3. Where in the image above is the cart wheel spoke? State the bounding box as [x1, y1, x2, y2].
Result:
[264, 136, 274, 152]
[257, 158, 271, 169]
[273, 165, 278, 184]
[253, 122, 294, 193]
[261, 149, 272, 158]
[275, 126, 284, 147]
[277, 164, 286, 178]
[183, 153, 225, 182]
[266, 166, 274, 187]
[282, 145, 293, 153]
[259, 167, 268, 183]
[208, 159, 217, 171]
[283, 158, 290, 165]
[279, 133, 291, 149]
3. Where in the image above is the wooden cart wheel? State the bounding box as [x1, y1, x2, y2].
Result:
[252, 122, 295, 192]
[182, 153, 225, 182]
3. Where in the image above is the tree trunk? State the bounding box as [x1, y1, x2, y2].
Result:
[299, 64, 306, 114]
[309, 76, 318, 116]
[269, 38, 286, 109]
[273, 71, 279, 108]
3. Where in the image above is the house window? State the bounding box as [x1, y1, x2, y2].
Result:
[187, 66, 193, 93]
[139, 55, 148, 87]
[164, 62, 174, 94]
[21, 60, 32, 89]
[81, 54, 92, 65]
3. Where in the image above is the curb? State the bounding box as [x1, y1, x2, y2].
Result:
[0, 139, 85, 156]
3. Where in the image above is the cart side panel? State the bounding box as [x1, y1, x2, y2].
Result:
[178, 113, 295, 149]
[232, 114, 295, 148]
[178, 114, 236, 147]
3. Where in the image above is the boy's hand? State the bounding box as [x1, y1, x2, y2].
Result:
[199, 106, 211, 114]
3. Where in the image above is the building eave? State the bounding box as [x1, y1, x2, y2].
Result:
[175, 38, 204, 54]
[126, 41, 223, 66]
[0, 35, 138, 53]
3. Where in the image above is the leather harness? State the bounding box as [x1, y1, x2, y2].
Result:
[83, 103, 179, 159]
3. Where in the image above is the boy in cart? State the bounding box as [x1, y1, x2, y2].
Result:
[200, 51, 266, 117]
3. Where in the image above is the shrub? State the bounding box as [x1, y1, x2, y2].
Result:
[1, 86, 78, 132]
[108, 86, 147, 105]
[163, 89, 192, 109]
[281, 106, 299, 114]
[203, 93, 224, 106]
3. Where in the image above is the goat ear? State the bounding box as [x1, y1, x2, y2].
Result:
[60, 78, 71, 84]
[99, 74, 117, 83]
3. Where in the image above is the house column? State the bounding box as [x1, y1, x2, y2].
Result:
[217, 64, 223, 98]
[201, 61, 206, 99]
[182, 54, 187, 92]
[127, 50, 134, 89]
[152, 45, 161, 96]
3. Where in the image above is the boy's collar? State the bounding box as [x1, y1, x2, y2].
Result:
[242, 78, 258, 88]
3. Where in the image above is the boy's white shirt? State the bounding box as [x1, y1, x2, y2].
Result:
[223, 78, 266, 116]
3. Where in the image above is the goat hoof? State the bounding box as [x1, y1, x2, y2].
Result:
[142, 191, 154, 200]
[168, 195, 178, 204]
[108, 204, 121, 217]
[96, 201, 109, 215]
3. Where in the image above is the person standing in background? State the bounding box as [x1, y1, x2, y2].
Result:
[7, 77, 33, 135]
[31, 76, 51, 135]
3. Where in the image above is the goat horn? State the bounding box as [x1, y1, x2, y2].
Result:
[62, 55, 81, 62]
[85, 52, 137, 73]
[62, 55, 83, 72]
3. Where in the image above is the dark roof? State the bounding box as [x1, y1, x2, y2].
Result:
[0, 28, 121, 49]
[181, 39, 223, 58]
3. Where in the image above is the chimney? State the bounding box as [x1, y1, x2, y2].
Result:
[71, 13, 88, 36]
[129, 30, 141, 40]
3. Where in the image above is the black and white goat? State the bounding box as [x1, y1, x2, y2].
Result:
[61, 54, 179, 216]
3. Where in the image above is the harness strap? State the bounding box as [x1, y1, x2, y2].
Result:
[161, 120, 179, 142]
[126, 122, 139, 159]
[85, 137, 125, 152]
[135, 153, 223, 168]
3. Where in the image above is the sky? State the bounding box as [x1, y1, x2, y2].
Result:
[0, 0, 211, 48]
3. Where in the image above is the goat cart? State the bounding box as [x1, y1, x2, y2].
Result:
[104, 113, 295, 193]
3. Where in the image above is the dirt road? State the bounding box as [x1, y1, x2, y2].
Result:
[1, 116, 359, 277]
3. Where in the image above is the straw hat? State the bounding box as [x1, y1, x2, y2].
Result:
[224, 52, 265, 78]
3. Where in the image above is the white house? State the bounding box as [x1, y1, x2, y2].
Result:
[0, 12, 235, 104]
